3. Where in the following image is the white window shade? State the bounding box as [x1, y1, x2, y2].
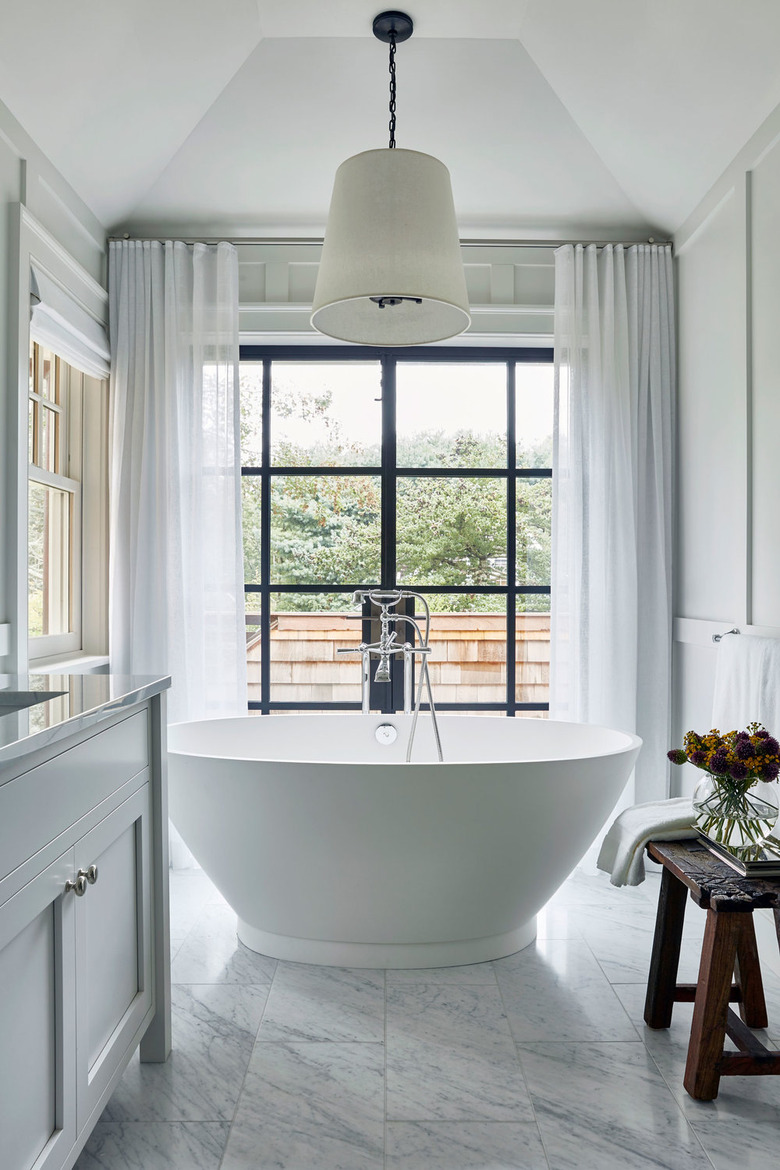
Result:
[30, 264, 110, 380]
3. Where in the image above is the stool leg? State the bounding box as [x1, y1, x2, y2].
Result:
[734, 915, 768, 1028]
[684, 910, 740, 1101]
[644, 866, 687, 1028]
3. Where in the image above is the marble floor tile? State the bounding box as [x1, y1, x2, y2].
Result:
[579, 910, 705, 985]
[221, 1042, 384, 1170]
[167, 871, 221, 938]
[386, 983, 534, 1121]
[544, 867, 652, 913]
[535, 902, 583, 940]
[171, 903, 277, 985]
[92, 862, 780, 1169]
[257, 962, 385, 1042]
[518, 1041, 714, 1170]
[617, 986, 780, 1123]
[578, 911, 656, 983]
[386, 961, 498, 985]
[494, 939, 640, 1042]
[755, 964, 780, 1039]
[385, 1121, 549, 1169]
[613, 979, 694, 1040]
[73, 1121, 229, 1169]
[690, 1114, 780, 1168]
[102, 984, 268, 1122]
[169, 934, 188, 955]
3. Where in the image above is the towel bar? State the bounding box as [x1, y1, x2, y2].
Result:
[712, 627, 740, 643]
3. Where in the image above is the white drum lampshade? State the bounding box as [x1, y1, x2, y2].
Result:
[311, 148, 471, 346]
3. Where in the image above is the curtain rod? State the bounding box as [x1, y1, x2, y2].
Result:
[107, 235, 672, 249]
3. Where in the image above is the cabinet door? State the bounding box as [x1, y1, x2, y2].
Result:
[0, 851, 77, 1170]
[74, 782, 153, 1129]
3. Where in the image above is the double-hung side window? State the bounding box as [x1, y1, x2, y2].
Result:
[28, 340, 109, 664]
[28, 342, 82, 656]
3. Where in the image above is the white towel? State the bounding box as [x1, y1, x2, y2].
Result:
[596, 798, 695, 886]
[711, 634, 780, 732]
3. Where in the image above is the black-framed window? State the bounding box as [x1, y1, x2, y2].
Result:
[241, 346, 553, 715]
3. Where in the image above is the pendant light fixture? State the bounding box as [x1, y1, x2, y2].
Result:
[311, 10, 471, 346]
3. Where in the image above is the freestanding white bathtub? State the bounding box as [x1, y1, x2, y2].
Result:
[168, 714, 641, 968]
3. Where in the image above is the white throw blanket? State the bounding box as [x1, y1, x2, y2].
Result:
[711, 633, 780, 732]
[596, 798, 695, 886]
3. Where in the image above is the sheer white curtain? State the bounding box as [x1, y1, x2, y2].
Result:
[551, 244, 675, 805]
[109, 240, 246, 725]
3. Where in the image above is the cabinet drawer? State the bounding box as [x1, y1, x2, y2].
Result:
[0, 711, 148, 886]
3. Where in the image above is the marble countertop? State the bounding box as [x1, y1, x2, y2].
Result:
[0, 673, 171, 767]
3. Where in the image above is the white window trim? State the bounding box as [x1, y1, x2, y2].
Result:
[11, 205, 110, 673]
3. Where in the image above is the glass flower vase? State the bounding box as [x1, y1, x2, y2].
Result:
[693, 774, 779, 853]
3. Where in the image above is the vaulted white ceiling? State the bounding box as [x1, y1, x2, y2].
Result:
[2, 0, 779, 237]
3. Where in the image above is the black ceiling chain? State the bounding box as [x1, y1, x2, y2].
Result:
[388, 33, 397, 148]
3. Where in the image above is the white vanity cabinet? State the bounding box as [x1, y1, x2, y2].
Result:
[74, 781, 153, 1132]
[0, 848, 78, 1170]
[0, 689, 170, 1170]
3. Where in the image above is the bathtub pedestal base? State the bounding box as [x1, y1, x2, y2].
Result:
[236, 918, 537, 968]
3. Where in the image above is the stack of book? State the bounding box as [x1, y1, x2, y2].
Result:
[698, 830, 780, 876]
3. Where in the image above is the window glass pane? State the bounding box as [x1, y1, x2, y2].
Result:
[516, 589, 550, 615]
[516, 477, 551, 587]
[40, 405, 58, 472]
[397, 477, 507, 586]
[240, 363, 263, 466]
[28, 399, 35, 463]
[245, 592, 261, 706]
[269, 593, 363, 705]
[271, 475, 381, 585]
[242, 477, 262, 584]
[397, 363, 506, 467]
[271, 363, 381, 467]
[29, 481, 71, 637]
[40, 348, 56, 401]
[411, 594, 506, 706]
[516, 364, 554, 468]
[516, 604, 550, 710]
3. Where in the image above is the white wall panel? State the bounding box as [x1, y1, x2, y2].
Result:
[674, 102, 780, 750]
[750, 136, 780, 628]
[670, 641, 718, 795]
[0, 126, 21, 662]
[676, 190, 746, 623]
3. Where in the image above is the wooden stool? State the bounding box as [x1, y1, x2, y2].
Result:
[644, 838, 780, 1100]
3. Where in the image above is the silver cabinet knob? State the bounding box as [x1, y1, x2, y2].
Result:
[65, 874, 87, 896]
[79, 864, 98, 885]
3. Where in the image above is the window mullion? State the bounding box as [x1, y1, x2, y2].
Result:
[506, 360, 517, 716]
[380, 354, 397, 715]
[381, 354, 396, 590]
[260, 358, 272, 715]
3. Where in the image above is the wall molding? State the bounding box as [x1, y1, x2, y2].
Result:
[20, 205, 108, 322]
[236, 241, 555, 343]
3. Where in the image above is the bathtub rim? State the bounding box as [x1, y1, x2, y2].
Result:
[168, 713, 643, 768]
